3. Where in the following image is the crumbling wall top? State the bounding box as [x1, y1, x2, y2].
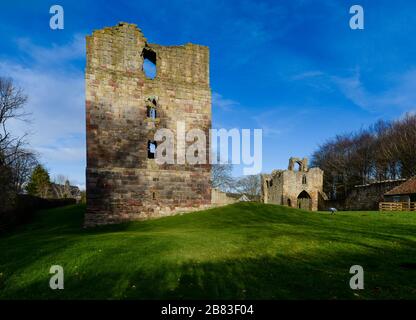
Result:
[86, 22, 210, 87]
[288, 157, 308, 172]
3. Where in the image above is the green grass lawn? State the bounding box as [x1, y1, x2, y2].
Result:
[0, 202, 415, 300]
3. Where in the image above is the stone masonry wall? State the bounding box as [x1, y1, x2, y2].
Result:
[85, 23, 212, 226]
[261, 158, 324, 211]
[261, 171, 283, 204]
[344, 180, 406, 211]
[282, 168, 323, 211]
[211, 188, 238, 206]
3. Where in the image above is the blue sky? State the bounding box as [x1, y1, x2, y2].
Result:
[1, 0, 416, 188]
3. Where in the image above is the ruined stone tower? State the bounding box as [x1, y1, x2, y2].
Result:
[261, 157, 325, 211]
[85, 23, 212, 226]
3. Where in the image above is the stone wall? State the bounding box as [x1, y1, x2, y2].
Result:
[261, 170, 284, 204]
[85, 23, 212, 226]
[211, 188, 238, 206]
[282, 168, 323, 211]
[343, 180, 406, 211]
[261, 158, 324, 211]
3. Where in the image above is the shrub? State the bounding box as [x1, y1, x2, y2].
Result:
[0, 195, 76, 234]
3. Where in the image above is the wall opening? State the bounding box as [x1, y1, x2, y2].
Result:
[142, 48, 157, 79]
[302, 174, 307, 185]
[297, 190, 312, 210]
[287, 199, 292, 207]
[148, 140, 157, 159]
[147, 106, 157, 119]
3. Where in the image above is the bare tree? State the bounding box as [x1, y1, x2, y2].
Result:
[235, 175, 261, 197]
[389, 114, 416, 178]
[0, 77, 37, 196]
[53, 174, 72, 198]
[0, 77, 29, 155]
[7, 147, 38, 193]
[212, 161, 234, 192]
[312, 113, 416, 199]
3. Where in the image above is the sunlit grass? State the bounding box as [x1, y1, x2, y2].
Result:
[0, 203, 415, 299]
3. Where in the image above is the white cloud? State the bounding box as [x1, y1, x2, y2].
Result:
[291, 68, 416, 113]
[212, 92, 239, 111]
[0, 35, 86, 184]
[15, 34, 85, 66]
[252, 107, 312, 138]
[332, 70, 416, 112]
[35, 146, 85, 162]
[0, 62, 85, 145]
[291, 70, 324, 81]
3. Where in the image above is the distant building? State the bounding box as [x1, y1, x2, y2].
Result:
[384, 176, 416, 203]
[238, 194, 250, 202]
[380, 176, 416, 211]
[342, 179, 406, 211]
[261, 157, 325, 211]
[50, 182, 81, 202]
[211, 188, 256, 206]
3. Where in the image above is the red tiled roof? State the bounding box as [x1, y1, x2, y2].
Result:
[385, 176, 416, 195]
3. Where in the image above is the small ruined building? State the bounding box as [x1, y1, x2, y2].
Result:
[380, 176, 416, 211]
[51, 182, 82, 202]
[261, 157, 325, 211]
[211, 188, 255, 206]
[85, 23, 211, 226]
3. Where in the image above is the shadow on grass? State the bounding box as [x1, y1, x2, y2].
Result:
[2, 245, 416, 300]
[1, 203, 415, 300]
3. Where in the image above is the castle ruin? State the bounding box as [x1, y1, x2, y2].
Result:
[261, 157, 324, 211]
[85, 23, 212, 226]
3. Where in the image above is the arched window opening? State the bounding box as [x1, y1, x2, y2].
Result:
[302, 174, 307, 185]
[297, 190, 312, 211]
[142, 48, 157, 79]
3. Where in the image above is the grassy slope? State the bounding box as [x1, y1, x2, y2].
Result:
[0, 203, 415, 300]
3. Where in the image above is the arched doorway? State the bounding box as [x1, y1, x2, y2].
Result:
[297, 190, 312, 211]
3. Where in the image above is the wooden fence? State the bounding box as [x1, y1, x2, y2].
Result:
[379, 202, 416, 211]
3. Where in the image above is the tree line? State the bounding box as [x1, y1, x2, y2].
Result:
[311, 114, 416, 200]
[212, 161, 261, 198]
[1, 77, 83, 215]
